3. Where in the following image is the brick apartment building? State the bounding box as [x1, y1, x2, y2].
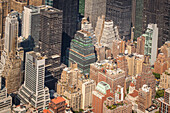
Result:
[92, 81, 114, 113]
[90, 60, 126, 92]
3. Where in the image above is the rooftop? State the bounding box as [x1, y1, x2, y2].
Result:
[129, 90, 138, 97]
[96, 81, 111, 94]
[142, 84, 150, 92]
[51, 96, 65, 105]
[27, 51, 45, 60]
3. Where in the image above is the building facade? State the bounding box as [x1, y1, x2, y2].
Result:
[143, 24, 158, 65]
[68, 30, 96, 74]
[82, 79, 96, 110]
[137, 84, 152, 113]
[85, 0, 106, 29]
[136, 36, 145, 55]
[132, 0, 169, 47]
[53, 0, 79, 62]
[159, 69, 170, 89]
[22, 6, 40, 51]
[18, 51, 50, 112]
[49, 97, 66, 113]
[153, 53, 168, 75]
[1, 11, 23, 94]
[39, 6, 66, 89]
[106, 0, 132, 39]
[92, 81, 114, 113]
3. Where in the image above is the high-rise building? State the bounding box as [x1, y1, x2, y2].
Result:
[82, 79, 96, 110]
[0, 11, 23, 94]
[22, 5, 40, 51]
[116, 55, 128, 77]
[132, 0, 169, 47]
[39, 6, 66, 89]
[126, 54, 144, 76]
[57, 63, 82, 95]
[92, 81, 113, 113]
[90, 60, 126, 92]
[137, 84, 152, 113]
[4, 11, 19, 56]
[161, 41, 170, 67]
[135, 56, 156, 98]
[85, 0, 106, 29]
[112, 40, 125, 58]
[18, 51, 50, 112]
[53, 0, 79, 62]
[136, 36, 145, 55]
[0, 0, 9, 38]
[106, 0, 132, 38]
[0, 76, 12, 113]
[57, 63, 82, 111]
[143, 24, 158, 65]
[159, 68, 170, 89]
[68, 30, 96, 74]
[0, 0, 9, 57]
[159, 88, 170, 113]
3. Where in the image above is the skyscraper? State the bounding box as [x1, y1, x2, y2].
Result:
[68, 30, 96, 74]
[0, 0, 9, 38]
[18, 51, 50, 112]
[0, 0, 9, 57]
[22, 6, 40, 51]
[53, 0, 79, 62]
[132, 0, 169, 47]
[143, 24, 158, 65]
[0, 11, 23, 94]
[106, 0, 132, 39]
[4, 11, 19, 56]
[85, 0, 106, 29]
[39, 6, 66, 89]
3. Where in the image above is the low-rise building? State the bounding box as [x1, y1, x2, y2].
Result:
[49, 96, 66, 113]
[103, 97, 132, 113]
[92, 81, 114, 113]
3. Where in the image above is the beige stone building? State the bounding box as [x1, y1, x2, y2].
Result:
[126, 54, 144, 76]
[1, 11, 23, 94]
[57, 63, 96, 111]
[159, 68, 170, 89]
[81, 79, 95, 110]
[11, 0, 27, 13]
[137, 85, 152, 113]
[57, 63, 83, 95]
